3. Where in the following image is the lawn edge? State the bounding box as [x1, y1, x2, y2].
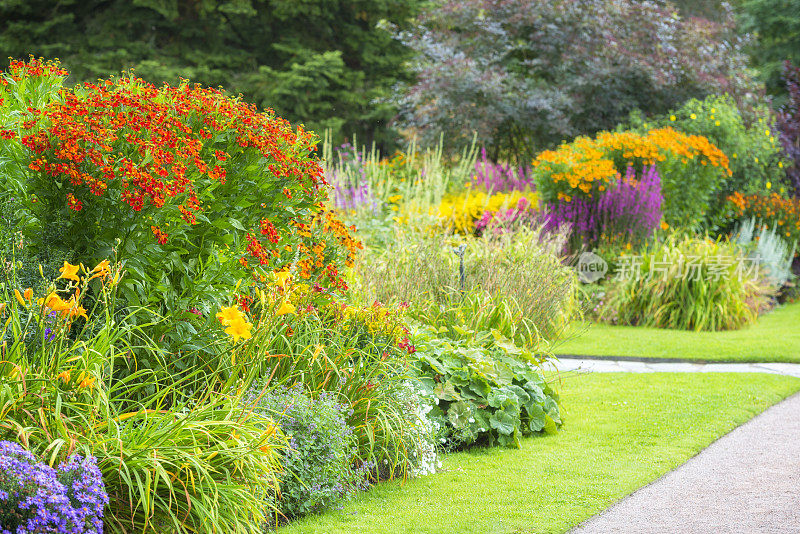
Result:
[566, 386, 800, 533]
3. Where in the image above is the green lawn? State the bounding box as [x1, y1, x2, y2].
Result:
[553, 302, 800, 362]
[279, 372, 800, 534]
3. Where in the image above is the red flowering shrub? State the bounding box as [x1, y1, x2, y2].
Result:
[0, 58, 360, 348]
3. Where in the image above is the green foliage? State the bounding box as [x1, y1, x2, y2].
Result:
[249, 383, 366, 522]
[411, 326, 561, 449]
[0, 260, 284, 533]
[0, 0, 423, 148]
[600, 235, 766, 331]
[739, 0, 800, 101]
[629, 94, 788, 222]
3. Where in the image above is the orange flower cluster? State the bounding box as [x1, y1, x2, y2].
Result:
[726, 192, 800, 244]
[5, 58, 361, 292]
[0, 57, 67, 84]
[534, 127, 731, 198]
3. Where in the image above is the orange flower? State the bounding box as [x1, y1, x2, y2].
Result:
[58, 261, 80, 282]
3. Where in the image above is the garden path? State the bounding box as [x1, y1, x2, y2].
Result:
[551, 356, 800, 378]
[570, 389, 800, 533]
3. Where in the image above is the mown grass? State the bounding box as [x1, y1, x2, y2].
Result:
[553, 302, 800, 362]
[279, 372, 800, 534]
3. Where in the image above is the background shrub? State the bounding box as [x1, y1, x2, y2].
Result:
[629, 94, 787, 221]
[777, 61, 800, 194]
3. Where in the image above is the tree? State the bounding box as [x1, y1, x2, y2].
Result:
[739, 0, 800, 101]
[391, 0, 762, 163]
[0, 0, 423, 149]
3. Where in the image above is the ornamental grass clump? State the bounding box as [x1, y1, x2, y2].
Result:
[600, 235, 767, 331]
[0, 441, 107, 534]
[351, 225, 576, 350]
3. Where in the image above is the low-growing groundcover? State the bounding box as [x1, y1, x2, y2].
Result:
[555, 301, 800, 362]
[278, 372, 800, 534]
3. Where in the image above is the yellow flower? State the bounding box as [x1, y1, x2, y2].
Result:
[58, 261, 80, 282]
[14, 289, 25, 306]
[216, 305, 244, 326]
[715, 120, 720, 126]
[669, 115, 676, 122]
[78, 372, 95, 390]
[755, 157, 759, 164]
[0, 303, 6, 316]
[88, 260, 110, 281]
[690, 113, 697, 120]
[766, 181, 771, 190]
[276, 300, 297, 316]
[274, 271, 292, 288]
[57, 370, 71, 383]
[779, 161, 784, 168]
[224, 318, 253, 342]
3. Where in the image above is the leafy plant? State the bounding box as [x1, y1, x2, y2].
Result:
[734, 218, 796, 290]
[411, 326, 561, 449]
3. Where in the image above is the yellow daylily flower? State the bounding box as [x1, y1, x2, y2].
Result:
[274, 271, 292, 288]
[224, 318, 253, 342]
[58, 261, 80, 282]
[276, 300, 297, 316]
[14, 289, 26, 306]
[216, 305, 244, 326]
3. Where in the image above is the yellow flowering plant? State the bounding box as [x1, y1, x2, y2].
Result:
[628, 95, 789, 222]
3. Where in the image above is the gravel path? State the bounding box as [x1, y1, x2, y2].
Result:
[571, 391, 800, 534]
